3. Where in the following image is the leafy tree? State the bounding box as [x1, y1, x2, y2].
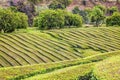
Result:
[0, 8, 28, 33]
[90, 7, 105, 27]
[34, 9, 83, 29]
[106, 12, 120, 26]
[34, 10, 65, 29]
[72, 7, 90, 24]
[10, 0, 36, 26]
[64, 12, 82, 27]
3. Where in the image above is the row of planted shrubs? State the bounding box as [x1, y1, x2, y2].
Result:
[33, 9, 83, 30]
[0, 8, 28, 33]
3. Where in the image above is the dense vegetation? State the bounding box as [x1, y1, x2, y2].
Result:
[0, 27, 120, 67]
[0, 8, 28, 33]
[0, 0, 120, 80]
[34, 10, 82, 29]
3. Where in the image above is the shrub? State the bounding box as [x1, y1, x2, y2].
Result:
[34, 10, 65, 29]
[15, 12, 28, 29]
[48, 0, 72, 9]
[48, 0, 65, 10]
[65, 12, 82, 27]
[0, 9, 17, 33]
[0, 8, 28, 33]
[34, 10, 82, 29]
[90, 7, 105, 27]
[72, 6, 80, 14]
[106, 12, 120, 26]
[107, 6, 118, 15]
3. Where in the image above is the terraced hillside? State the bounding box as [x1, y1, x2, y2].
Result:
[0, 50, 120, 80]
[0, 27, 120, 67]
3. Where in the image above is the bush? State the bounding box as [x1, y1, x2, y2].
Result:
[72, 6, 80, 14]
[90, 7, 105, 27]
[106, 12, 120, 26]
[15, 12, 28, 29]
[34, 10, 83, 29]
[34, 10, 65, 29]
[107, 6, 118, 15]
[48, 0, 72, 9]
[0, 8, 28, 33]
[65, 12, 82, 27]
[48, 0, 65, 10]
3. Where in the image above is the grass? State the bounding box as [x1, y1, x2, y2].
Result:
[93, 56, 120, 80]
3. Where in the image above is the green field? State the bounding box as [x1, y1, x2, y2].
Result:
[0, 27, 120, 80]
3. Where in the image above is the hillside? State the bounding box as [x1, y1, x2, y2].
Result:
[1, 0, 120, 11]
[67, 0, 120, 11]
[0, 27, 120, 67]
[0, 50, 120, 80]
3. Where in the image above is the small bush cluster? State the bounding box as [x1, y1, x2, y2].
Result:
[34, 10, 82, 30]
[64, 12, 82, 27]
[106, 12, 120, 26]
[48, 0, 72, 10]
[0, 8, 28, 33]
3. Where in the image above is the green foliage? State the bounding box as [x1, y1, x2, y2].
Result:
[48, 0, 72, 9]
[25, 63, 94, 80]
[95, 5, 106, 13]
[107, 6, 118, 15]
[64, 12, 82, 27]
[90, 7, 105, 27]
[34, 10, 65, 29]
[0, 8, 28, 33]
[15, 12, 28, 29]
[72, 6, 80, 14]
[106, 12, 120, 26]
[34, 10, 82, 29]
[0, 49, 120, 80]
[72, 7, 90, 24]
[49, 0, 65, 10]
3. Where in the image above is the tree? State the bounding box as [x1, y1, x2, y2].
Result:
[10, 0, 36, 26]
[106, 12, 120, 26]
[34, 10, 65, 29]
[90, 7, 105, 27]
[0, 8, 28, 33]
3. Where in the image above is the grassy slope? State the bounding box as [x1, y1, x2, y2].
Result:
[0, 50, 120, 80]
[0, 27, 120, 67]
[25, 63, 94, 80]
[93, 56, 120, 80]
